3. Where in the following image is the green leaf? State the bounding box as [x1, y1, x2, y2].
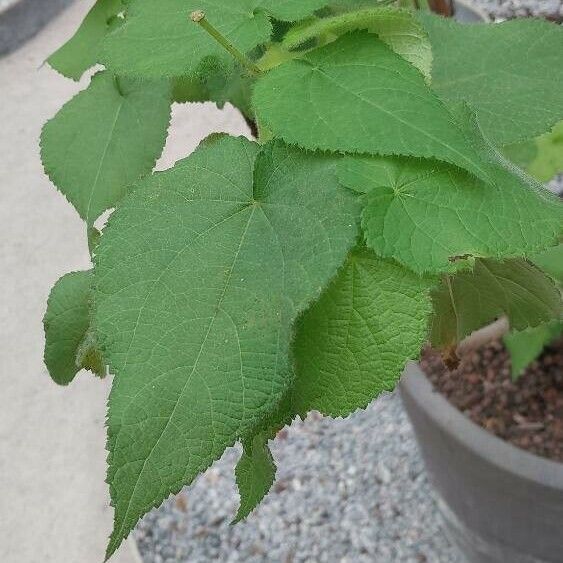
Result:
[531, 244, 563, 284]
[431, 259, 563, 348]
[420, 14, 563, 145]
[253, 31, 490, 183]
[282, 7, 433, 80]
[102, 0, 330, 79]
[47, 0, 124, 80]
[172, 64, 255, 119]
[337, 155, 563, 274]
[502, 139, 537, 172]
[234, 433, 276, 522]
[504, 321, 563, 380]
[259, 0, 329, 21]
[292, 248, 434, 417]
[43, 270, 103, 385]
[94, 136, 360, 557]
[527, 121, 563, 182]
[41, 71, 171, 226]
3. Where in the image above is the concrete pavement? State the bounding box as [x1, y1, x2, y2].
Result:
[0, 1, 249, 561]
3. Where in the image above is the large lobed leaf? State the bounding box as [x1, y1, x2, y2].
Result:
[102, 0, 330, 78]
[253, 31, 491, 182]
[41, 71, 171, 226]
[234, 248, 435, 516]
[337, 155, 563, 274]
[420, 14, 563, 145]
[94, 136, 360, 557]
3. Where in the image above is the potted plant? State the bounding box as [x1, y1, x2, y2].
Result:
[40, 0, 563, 560]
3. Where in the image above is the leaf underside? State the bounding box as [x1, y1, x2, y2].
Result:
[431, 259, 562, 348]
[94, 136, 360, 557]
[40, 71, 171, 226]
[282, 7, 433, 79]
[253, 31, 490, 182]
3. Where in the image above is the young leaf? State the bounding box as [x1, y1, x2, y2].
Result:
[337, 155, 563, 274]
[47, 0, 124, 80]
[431, 259, 563, 348]
[44, 270, 103, 385]
[94, 137, 360, 557]
[504, 321, 563, 380]
[420, 14, 563, 145]
[292, 249, 434, 417]
[102, 0, 331, 79]
[41, 71, 171, 226]
[282, 7, 433, 80]
[253, 32, 490, 183]
[234, 434, 276, 522]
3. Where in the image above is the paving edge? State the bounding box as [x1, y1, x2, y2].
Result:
[126, 538, 143, 563]
[0, 0, 74, 55]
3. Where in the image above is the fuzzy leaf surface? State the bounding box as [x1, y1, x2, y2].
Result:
[431, 259, 562, 348]
[292, 249, 434, 417]
[102, 0, 329, 78]
[94, 137, 360, 557]
[44, 270, 103, 385]
[282, 7, 432, 79]
[47, 0, 124, 80]
[253, 32, 489, 182]
[421, 15, 563, 145]
[338, 155, 563, 274]
[41, 72, 170, 226]
[234, 434, 276, 522]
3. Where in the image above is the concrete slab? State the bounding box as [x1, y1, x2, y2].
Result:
[0, 0, 73, 55]
[0, 1, 249, 561]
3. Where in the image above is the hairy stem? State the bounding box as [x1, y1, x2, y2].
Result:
[190, 10, 262, 75]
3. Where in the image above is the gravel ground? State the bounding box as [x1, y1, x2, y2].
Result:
[135, 3, 562, 562]
[135, 393, 460, 563]
[472, 0, 563, 20]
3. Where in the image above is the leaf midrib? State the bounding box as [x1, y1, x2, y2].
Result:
[109, 204, 256, 552]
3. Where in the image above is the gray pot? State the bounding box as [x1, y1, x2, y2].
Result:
[400, 362, 563, 563]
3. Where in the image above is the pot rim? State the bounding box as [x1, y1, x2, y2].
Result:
[401, 361, 563, 490]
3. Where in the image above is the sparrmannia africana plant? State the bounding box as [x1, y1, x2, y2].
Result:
[40, 0, 563, 558]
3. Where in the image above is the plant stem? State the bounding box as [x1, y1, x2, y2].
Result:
[412, 0, 420, 9]
[427, 0, 455, 16]
[190, 11, 262, 75]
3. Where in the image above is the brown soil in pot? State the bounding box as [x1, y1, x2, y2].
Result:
[420, 338, 563, 462]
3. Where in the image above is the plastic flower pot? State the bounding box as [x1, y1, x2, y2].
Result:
[400, 358, 563, 563]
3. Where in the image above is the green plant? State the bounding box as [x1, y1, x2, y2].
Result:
[41, 0, 563, 558]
